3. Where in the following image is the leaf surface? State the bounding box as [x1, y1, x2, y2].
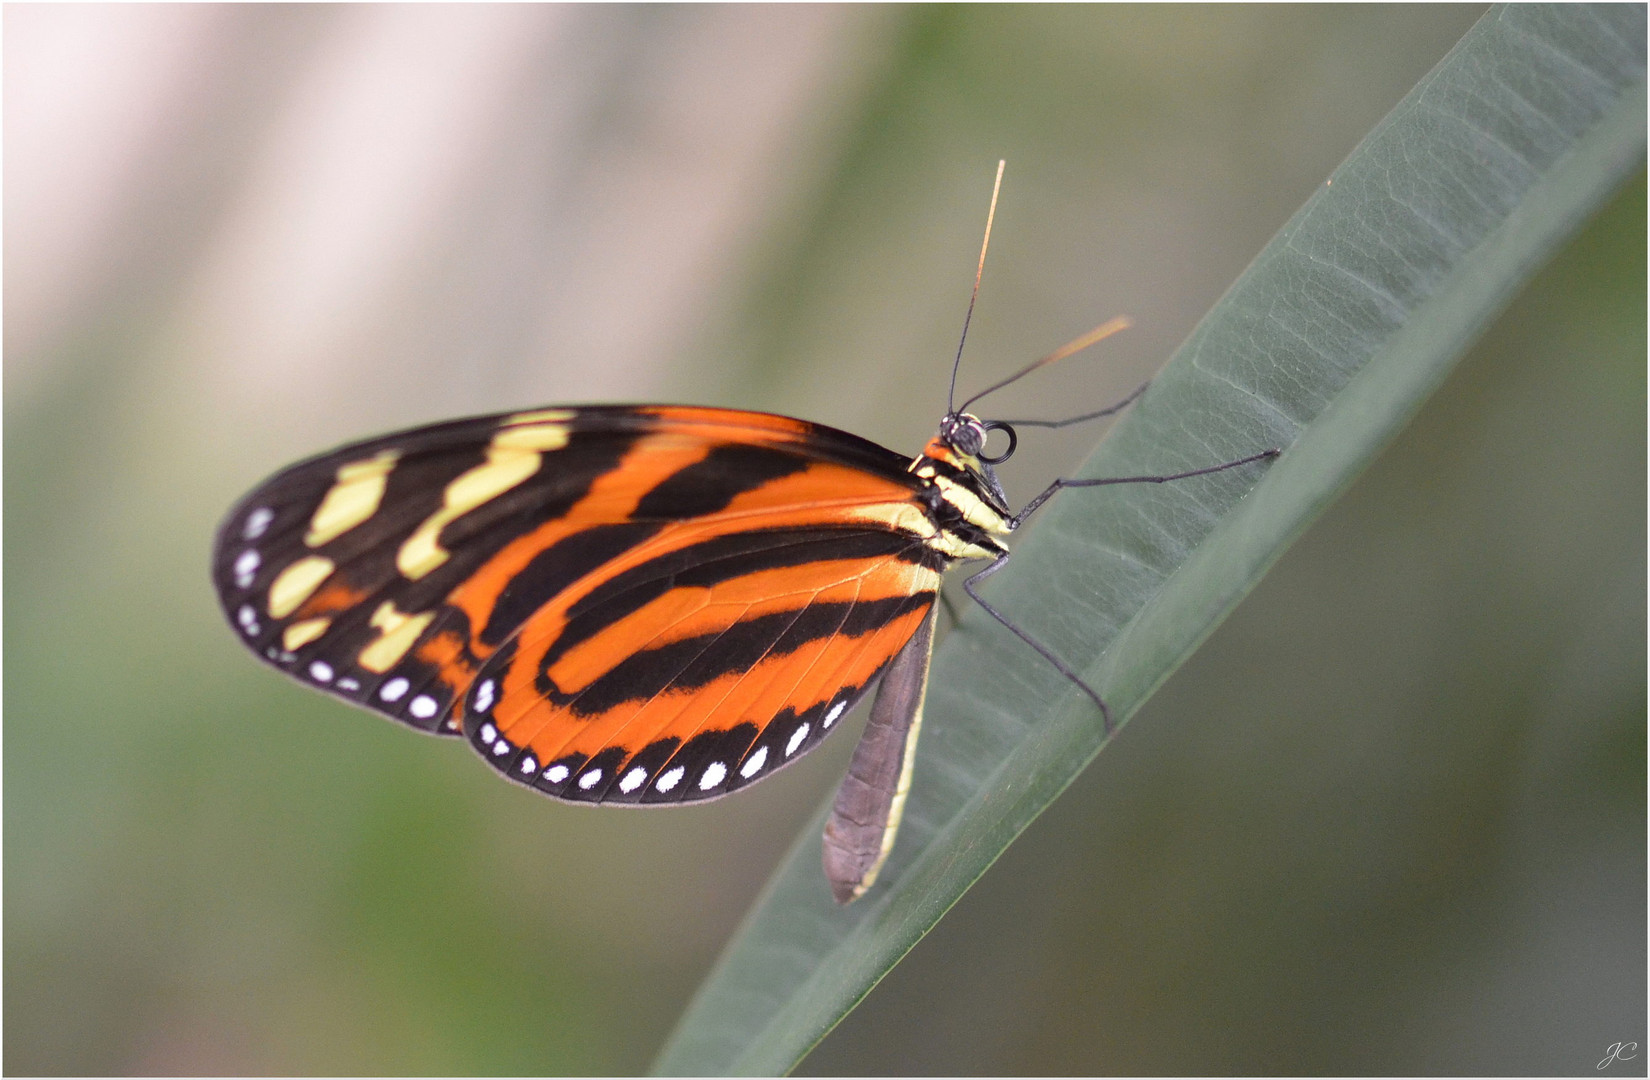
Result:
[655, 6, 1647, 1074]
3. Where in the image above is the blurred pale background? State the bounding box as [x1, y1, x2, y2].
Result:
[6, 5, 1642, 1074]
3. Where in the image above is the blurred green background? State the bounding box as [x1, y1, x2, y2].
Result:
[6, 5, 1642, 1074]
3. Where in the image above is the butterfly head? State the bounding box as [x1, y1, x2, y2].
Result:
[938, 412, 1017, 463]
[918, 411, 1016, 518]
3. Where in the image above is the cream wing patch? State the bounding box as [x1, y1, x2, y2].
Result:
[304, 450, 399, 547]
[282, 616, 332, 651]
[396, 418, 571, 580]
[358, 601, 436, 673]
[841, 502, 936, 540]
[267, 555, 335, 618]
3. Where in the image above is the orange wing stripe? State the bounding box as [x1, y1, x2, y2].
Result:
[505, 575, 934, 765]
[544, 557, 913, 693]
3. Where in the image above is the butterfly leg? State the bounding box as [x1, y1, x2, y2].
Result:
[963, 448, 1280, 731]
[962, 556, 1114, 734]
[1008, 448, 1280, 529]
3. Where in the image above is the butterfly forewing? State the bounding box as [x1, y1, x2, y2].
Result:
[212, 405, 940, 794]
[217, 408, 649, 731]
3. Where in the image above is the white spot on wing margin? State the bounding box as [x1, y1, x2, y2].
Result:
[233, 549, 260, 588]
[785, 723, 810, 757]
[824, 700, 847, 728]
[244, 507, 275, 539]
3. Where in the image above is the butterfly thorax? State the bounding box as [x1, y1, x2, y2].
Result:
[906, 413, 1013, 564]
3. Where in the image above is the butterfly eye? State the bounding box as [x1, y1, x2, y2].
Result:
[979, 421, 1017, 464]
[942, 414, 983, 456]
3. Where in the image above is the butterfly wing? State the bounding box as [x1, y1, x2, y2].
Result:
[464, 517, 941, 803]
[212, 405, 937, 764]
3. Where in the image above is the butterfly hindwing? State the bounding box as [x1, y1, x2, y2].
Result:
[464, 522, 941, 803]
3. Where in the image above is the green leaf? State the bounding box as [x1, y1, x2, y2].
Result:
[654, 6, 1646, 1075]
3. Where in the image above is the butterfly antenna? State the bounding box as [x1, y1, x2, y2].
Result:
[958, 315, 1132, 413]
[948, 159, 1006, 415]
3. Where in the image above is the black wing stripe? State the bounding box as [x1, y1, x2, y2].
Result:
[545, 527, 928, 670]
[553, 592, 933, 715]
[478, 522, 663, 647]
[630, 443, 812, 520]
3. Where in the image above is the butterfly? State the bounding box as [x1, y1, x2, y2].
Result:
[211, 164, 1278, 903]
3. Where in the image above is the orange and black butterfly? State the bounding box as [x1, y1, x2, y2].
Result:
[211, 165, 1276, 903]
